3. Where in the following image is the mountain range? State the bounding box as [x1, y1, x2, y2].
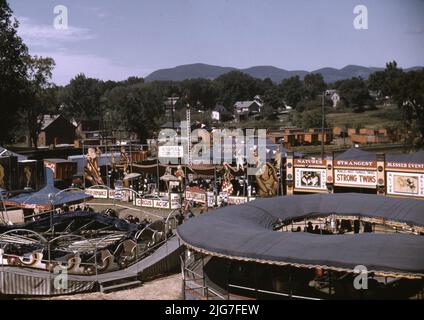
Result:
[145, 63, 423, 83]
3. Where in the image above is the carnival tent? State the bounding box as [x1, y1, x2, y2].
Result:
[336, 147, 424, 164]
[3, 185, 93, 210]
[177, 193, 424, 277]
[386, 150, 424, 164]
[335, 147, 376, 161]
[0, 146, 28, 161]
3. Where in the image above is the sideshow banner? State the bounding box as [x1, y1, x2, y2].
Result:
[294, 168, 327, 191]
[18, 160, 37, 190]
[387, 172, 424, 197]
[85, 188, 108, 199]
[0, 156, 18, 190]
[334, 169, 377, 188]
[185, 190, 207, 203]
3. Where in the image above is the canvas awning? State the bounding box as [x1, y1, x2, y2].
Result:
[177, 193, 424, 277]
[3, 185, 93, 210]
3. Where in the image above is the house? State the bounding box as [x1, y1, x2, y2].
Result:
[233, 101, 262, 121]
[211, 105, 232, 122]
[37, 115, 76, 147]
[326, 89, 341, 108]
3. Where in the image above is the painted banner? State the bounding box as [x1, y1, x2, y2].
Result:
[387, 172, 424, 197]
[334, 169, 377, 188]
[158, 145, 184, 158]
[85, 188, 108, 199]
[294, 168, 327, 191]
[185, 190, 207, 203]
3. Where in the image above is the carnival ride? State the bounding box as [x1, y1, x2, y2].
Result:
[177, 193, 424, 300]
[0, 209, 183, 296]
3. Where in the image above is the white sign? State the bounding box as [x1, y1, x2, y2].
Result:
[294, 168, 327, 190]
[387, 172, 424, 197]
[141, 199, 154, 207]
[85, 188, 108, 199]
[334, 169, 377, 188]
[154, 199, 170, 209]
[158, 145, 184, 158]
[228, 196, 249, 205]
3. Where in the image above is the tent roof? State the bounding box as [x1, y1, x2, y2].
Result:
[336, 147, 424, 164]
[4, 185, 93, 209]
[335, 147, 376, 161]
[177, 193, 424, 276]
[386, 150, 424, 164]
[0, 147, 28, 161]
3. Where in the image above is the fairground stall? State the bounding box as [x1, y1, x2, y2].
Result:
[286, 147, 424, 199]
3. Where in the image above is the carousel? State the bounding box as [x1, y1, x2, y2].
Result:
[177, 193, 424, 300]
[0, 170, 183, 296]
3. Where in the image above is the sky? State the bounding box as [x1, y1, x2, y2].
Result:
[8, 0, 424, 85]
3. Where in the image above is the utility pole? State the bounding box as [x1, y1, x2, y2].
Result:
[321, 91, 327, 159]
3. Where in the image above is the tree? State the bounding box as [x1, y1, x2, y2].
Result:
[214, 71, 263, 107]
[59, 74, 106, 124]
[296, 108, 327, 129]
[336, 77, 374, 112]
[104, 84, 164, 142]
[368, 61, 403, 98]
[261, 87, 282, 119]
[0, 0, 29, 144]
[303, 73, 326, 101]
[180, 78, 218, 109]
[279, 76, 305, 108]
[20, 56, 56, 148]
[392, 69, 424, 149]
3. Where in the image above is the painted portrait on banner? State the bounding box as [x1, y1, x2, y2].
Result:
[295, 168, 327, 190]
[387, 172, 424, 197]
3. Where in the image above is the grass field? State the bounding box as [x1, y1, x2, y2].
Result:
[325, 104, 402, 129]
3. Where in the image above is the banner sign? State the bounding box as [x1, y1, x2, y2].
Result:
[158, 145, 184, 158]
[228, 196, 249, 205]
[154, 199, 170, 208]
[85, 188, 108, 199]
[294, 168, 327, 191]
[387, 172, 424, 197]
[185, 189, 207, 203]
[294, 159, 326, 167]
[386, 162, 424, 172]
[334, 160, 376, 168]
[334, 169, 377, 188]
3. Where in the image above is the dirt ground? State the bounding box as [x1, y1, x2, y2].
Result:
[39, 273, 182, 300]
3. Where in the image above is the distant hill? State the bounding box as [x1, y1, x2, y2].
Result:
[145, 63, 423, 83]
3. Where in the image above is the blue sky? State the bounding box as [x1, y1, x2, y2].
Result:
[8, 0, 424, 85]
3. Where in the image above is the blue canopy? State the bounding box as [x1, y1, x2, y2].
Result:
[4, 185, 93, 209]
[336, 147, 424, 164]
[4, 168, 92, 209]
[335, 147, 376, 161]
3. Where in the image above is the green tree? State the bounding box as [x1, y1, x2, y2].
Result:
[303, 73, 326, 101]
[368, 61, 403, 98]
[104, 84, 164, 142]
[0, 0, 29, 144]
[392, 69, 424, 149]
[59, 74, 106, 124]
[336, 77, 374, 112]
[279, 76, 304, 108]
[20, 56, 56, 148]
[296, 108, 327, 129]
[214, 71, 263, 107]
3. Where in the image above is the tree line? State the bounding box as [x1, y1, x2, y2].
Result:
[1, 1, 423, 149]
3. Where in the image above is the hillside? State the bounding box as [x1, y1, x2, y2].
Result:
[145, 63, 423, 83]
